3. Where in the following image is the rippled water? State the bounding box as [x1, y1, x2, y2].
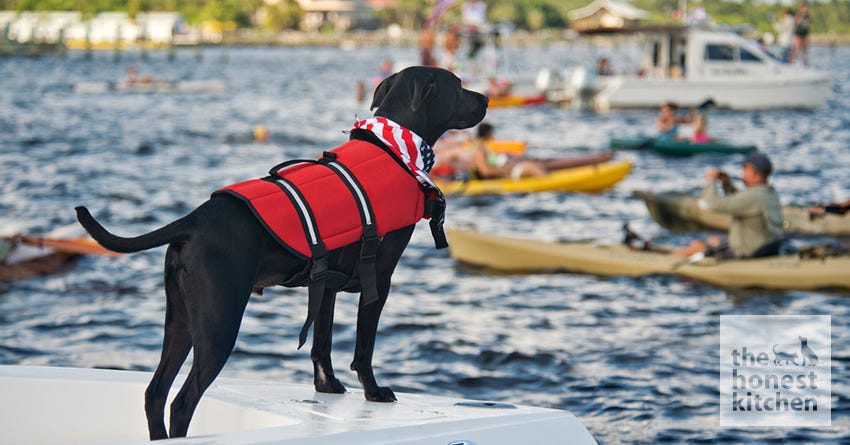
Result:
[1, 43, 849, 444]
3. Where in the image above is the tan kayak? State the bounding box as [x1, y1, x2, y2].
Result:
[447, 228, 850, 290]
[1, 225, 121, 282]
[636, 190, 850, 236]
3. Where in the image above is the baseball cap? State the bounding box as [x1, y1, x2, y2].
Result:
[744, 152, 772, 177]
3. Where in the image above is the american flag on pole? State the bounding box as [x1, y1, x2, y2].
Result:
[424, 0, 459, 29]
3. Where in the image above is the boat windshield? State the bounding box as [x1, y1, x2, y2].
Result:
[704, 43, 767, 64]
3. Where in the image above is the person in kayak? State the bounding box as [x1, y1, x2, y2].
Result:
[691, 113, 710, 143]
[471, 123, 546, 180]
[675, 152, 784, 258]
[656, 102, 694, 140]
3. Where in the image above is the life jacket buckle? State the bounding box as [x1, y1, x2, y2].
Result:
[360, 234, 379, 263]
[310, 254, 328, 281]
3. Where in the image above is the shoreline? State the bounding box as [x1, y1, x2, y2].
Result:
[22, 28, 850, 53]
[224, 29, 850, 48]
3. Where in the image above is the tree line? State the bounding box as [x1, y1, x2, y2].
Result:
[2, 0, 849, 35]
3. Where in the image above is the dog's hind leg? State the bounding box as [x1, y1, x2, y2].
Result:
[311, 288, 346, 394]
[166, 263, 253, 438]
[350, 226, 415, 403]
[145, 247, 193, 440]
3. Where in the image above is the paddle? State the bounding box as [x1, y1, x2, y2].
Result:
[670, 251, 705, 271]
[8, 235, 122, 257]
[696, 99, 716, 111]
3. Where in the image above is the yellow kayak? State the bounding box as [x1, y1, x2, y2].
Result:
[447, 228, 850, 291]
[460, 139, 527, 155]
[487, 95, 546, 108]
[437, 161, 632, 196]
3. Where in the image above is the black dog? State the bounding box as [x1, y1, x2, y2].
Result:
[76, 66, 487, 440]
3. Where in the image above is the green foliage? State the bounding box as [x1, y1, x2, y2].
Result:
[196, 0, 259, 26]
[2, 0, 850, 35]
[261, 0, 302, 31]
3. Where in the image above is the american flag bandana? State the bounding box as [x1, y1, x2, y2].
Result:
[352, 117, 436, 187]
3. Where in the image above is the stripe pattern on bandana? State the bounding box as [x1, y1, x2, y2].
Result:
[352, 117, 436, 187]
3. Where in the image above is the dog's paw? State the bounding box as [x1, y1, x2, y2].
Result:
[315, 376, 347, 394]
[365, 386, 397, 403]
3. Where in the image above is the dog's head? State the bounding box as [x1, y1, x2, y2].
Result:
[370, 66, 488, 147]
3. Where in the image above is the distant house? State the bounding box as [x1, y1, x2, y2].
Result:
[136, 12, 185, 43]
[568, 0, 649, 32]
[62, 12, 138, 44]
[1, 10, 193, 47]
[267, 0, 379, 31]
[1, 11, 80, 42]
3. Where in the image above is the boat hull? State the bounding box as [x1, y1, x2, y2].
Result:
[447, 228, 850, 290]
[595, 75, 831, 110]
[611, 137, 756, 156]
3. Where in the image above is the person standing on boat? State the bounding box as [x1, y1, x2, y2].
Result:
[791, 2, 811, 66]
[774, 8, 795, 63]
[676, 153, 784, 259]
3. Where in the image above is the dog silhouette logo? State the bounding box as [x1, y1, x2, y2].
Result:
[772, 336, 820, 367]
[772, 343, 799, 366]
[799, 336, 819, 366]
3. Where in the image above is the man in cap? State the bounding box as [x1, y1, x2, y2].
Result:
[676, 152, 784, 258]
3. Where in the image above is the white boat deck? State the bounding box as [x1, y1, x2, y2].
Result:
[0, 365, 597, 445]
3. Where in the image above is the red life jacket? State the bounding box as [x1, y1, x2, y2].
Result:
[215, 138, 425, 259]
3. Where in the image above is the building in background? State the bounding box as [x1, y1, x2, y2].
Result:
[568, 0, 649, 32]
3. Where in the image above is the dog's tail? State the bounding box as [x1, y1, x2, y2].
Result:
[75, 206, 191, 254]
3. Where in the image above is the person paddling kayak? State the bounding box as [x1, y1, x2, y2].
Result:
[675, 153, 784, 258]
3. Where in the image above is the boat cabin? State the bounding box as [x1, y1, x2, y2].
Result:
[641, 27, 778, 81]
[548, 24, 830, 109]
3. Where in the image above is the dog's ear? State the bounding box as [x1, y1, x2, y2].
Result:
[371, 72, 398, 110]
[411, 72, 438, 112]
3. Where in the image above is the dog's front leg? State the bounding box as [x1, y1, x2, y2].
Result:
[351, 284, 395, 402]
[311, 288, 346, 394]
[350, 226, 414, 402]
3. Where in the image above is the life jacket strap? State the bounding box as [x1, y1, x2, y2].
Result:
[267, 171, 329, 350]
[318, 151, 381, 305]
[422, 185, 448, 249]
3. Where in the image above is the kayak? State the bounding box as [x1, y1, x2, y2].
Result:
[74, 79, 226, 94]
[611, 136, 757, 156]
[487, 94, 547, 108]
[460, 139, 527, 155]
[1, 225, 120, 282]
[446, 228, 850, 290]
[0, 246, 75, 282]
[636, 190, 850, 236]
[437, 160, 631, 196]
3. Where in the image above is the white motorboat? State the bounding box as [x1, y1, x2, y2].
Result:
[0, 365, 598, 445]
[540, 26, 831, 110]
